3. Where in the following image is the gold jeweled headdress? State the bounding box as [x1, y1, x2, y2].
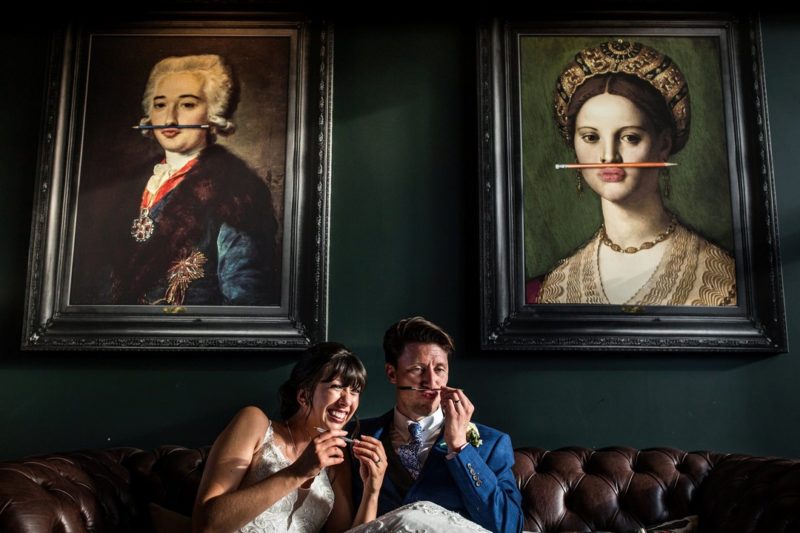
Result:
[554, 39, 690, 152]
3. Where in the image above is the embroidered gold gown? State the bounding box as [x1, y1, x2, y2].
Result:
[538, 224, 736, 306]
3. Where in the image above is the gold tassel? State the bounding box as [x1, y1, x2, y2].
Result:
[164, 250, 207, 306]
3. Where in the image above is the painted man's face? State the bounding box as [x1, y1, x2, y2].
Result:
[149, 72, 210, 155]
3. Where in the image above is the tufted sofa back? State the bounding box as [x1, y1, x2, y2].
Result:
[513, 447, 721, 532]
[1, 445, 799, 532]
[0, 446, 208, 533]
[0, 448, 144, 532]
[695, 453, 800, 533]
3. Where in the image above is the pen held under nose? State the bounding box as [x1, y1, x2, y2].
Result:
[132, 124, 210, 130]
[314, 426, 354, 444]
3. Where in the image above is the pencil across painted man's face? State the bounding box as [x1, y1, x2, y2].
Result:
[149, 71, 210, 155]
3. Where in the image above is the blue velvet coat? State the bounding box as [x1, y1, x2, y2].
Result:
[352, 411, 524, 533]
[110, 145, 278, 305]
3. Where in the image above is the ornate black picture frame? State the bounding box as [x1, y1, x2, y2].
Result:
[22, 13, 333, 350]
[479, 13, 787, 352]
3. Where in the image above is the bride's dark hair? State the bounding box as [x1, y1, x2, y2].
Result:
[277, 342, 367, 421]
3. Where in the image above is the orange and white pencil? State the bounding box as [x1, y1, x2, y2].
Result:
[554, 162, 677, 169]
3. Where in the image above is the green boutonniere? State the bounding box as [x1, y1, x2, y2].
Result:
[466, 422, 483, 448]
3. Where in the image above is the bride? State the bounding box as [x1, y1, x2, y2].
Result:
[192, 343, 387, 532]
[529, 40, 736, 306]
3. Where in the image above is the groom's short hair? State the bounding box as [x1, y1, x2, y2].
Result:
[383, 316, 455, 366]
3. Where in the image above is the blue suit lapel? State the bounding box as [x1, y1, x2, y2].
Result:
[359, 409, 393, 439]
[368, 415, 465, 515]
[404, 429, 457, 506]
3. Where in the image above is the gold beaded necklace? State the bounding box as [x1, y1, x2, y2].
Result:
[600, 216, 677, 254]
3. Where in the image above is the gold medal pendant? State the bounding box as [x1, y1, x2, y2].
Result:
[131, 208, 155, 242]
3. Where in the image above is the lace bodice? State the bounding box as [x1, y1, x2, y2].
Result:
[538, 223, 736, 306]
[238, 422, 334, 532]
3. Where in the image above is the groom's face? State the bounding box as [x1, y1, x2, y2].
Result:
[386, 342, 449, 420]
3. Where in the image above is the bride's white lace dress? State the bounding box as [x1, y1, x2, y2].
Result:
[238, 422, 334, 532]
[345, 501, 491, 533]
[235, 423, 489, 533]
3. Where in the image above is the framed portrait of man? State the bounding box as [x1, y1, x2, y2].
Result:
[22, 14, 332, 350]
[478, 13, 787, 352]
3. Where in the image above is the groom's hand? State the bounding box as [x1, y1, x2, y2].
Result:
[441, 387, 474, 453]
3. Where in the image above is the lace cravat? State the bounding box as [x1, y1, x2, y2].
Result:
[398, 422, 424, 479]
[145, 163, 174, 195]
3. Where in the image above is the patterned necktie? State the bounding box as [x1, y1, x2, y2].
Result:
[398, 422, 424, 479]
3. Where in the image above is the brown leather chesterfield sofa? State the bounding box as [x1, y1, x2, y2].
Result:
[0, 445, 798, 532]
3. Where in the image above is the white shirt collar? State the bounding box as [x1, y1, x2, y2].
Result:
[164, 148, 202, 170]
[145, 150, 202, 196]
[393, 406, 444, 442]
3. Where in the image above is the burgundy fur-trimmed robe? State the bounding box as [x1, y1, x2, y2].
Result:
[110, 145, 279, 306]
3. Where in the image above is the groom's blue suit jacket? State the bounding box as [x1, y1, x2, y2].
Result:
[351, 410, 523, 533]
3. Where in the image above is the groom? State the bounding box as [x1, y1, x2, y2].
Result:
[352, 316, 523, 533]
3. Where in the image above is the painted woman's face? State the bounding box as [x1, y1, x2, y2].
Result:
[149, 72, 210, 155]
[573, 92, 671, 205]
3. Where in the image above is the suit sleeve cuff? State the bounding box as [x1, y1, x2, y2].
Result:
[445, 442, 468, 460]
[445, 444, 498, 498]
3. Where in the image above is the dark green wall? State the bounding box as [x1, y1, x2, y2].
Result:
[1, 17, 797, 461]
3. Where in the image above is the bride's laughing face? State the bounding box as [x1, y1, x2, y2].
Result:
[305, 377, 360, 430]
[574, 92, 672, 205]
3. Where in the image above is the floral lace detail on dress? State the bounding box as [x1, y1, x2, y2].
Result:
[238, 422, 334, 532]
[345, 501, 490, 533]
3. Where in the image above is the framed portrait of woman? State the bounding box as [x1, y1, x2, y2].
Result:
[22, 13, 333, 350]
[478, 13, 787, 352]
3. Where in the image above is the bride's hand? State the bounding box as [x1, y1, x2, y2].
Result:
[352, 436, 387, 493]
[289, 429, 348, 480]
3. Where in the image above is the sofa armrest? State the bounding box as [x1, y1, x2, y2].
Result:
[0, 448, 143, 533]
[124, 445, 210, 516]
[697, 453, 800, 533]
